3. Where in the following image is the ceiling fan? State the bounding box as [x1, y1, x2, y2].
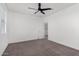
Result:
[28, 3, 52, 14]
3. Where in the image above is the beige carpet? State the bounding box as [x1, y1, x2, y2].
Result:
[2, 39, 79, 56]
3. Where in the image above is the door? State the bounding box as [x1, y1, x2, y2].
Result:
[44, 23, 48, 39]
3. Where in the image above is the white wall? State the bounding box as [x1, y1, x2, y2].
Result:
[7, 11, 44, 43]
[45, 4, 79, 50]
[0, 3, 8, 55]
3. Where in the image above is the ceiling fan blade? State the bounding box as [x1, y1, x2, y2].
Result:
[34, 11, 39, 14]
[28, 7, 37, 10]
[38, 3, 41, 9]
[41, 11, 45, 14]
[42, 8, 52, 11]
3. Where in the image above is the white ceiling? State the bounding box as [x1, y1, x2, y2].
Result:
[6, 3, 76, 17]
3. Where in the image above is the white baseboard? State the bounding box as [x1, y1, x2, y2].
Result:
[49, 39, 79, 51]
[8, 37, 44, 44]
